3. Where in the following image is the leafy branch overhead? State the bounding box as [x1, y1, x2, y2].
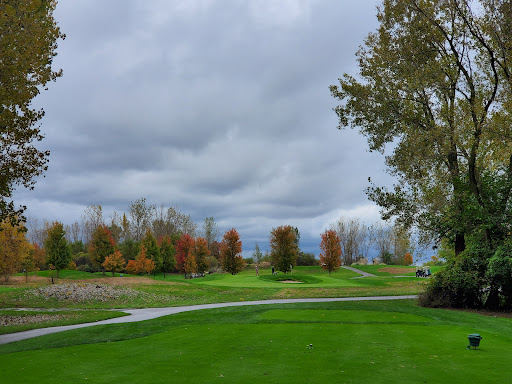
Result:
[0, 0, 65, 224]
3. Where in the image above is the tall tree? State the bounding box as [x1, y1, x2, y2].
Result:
[44, 221, 71, 278]
[88, 225, 115, 273]
[159, 236, 176, 278]
[129, 198, 154, 241]
[0, 0, 65, 225]
[319, 230, 342, 276]
[252, 242, 263, 264]
[81, 205, 104, 244]
[175, 233, 194, 276]
[202, 216, 219, 251]
[331, 0, 512, 309]
[331, 217, 365, 265]
[141, 228, 161, 272]
[0, 220, 30, 282]
[330, 0, 512, 255]
[193, 237, 210, 275]
[270, 225, 298, 273]
[220, 228, 244, 275]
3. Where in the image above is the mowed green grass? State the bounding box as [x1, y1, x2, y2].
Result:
[188, 266, 363, 287]
[0, 266, 426, 312]
[348, 265, 444, 276]
[1, 300, 510, 383]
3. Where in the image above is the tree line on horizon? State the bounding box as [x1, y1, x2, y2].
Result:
[0, 196, 417, 282]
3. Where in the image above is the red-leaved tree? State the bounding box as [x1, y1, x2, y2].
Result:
[220, 228, 244, 275]
[319, 230, 342, 276]
[175, 233, 194, 277]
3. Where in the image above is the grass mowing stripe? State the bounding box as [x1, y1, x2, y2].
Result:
[1, 316, 510, 383]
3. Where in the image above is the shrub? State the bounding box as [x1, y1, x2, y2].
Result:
[419, 250, 485, 309]
[381, 251, 393, 265]
[206, 256, 219, 273]
[296, 252, 319, 266]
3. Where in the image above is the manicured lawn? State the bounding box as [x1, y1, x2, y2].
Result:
[350, 265, 444, 276]
[1, 300, 510, 383]
[0, 267, 428, 310]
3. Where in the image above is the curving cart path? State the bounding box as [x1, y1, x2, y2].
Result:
[340, 265, 377, 278]
[0, 295, 417, 345]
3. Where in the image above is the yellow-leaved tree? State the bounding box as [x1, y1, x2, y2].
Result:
[0, 221, 31, 282]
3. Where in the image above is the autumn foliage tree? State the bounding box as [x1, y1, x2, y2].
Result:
[319, 230, 342, 276]
[193, 237, 210, 275]
[184, 251, 197, 276]
[403, 252, 413, 266]
[141, 229, 161, 272]
[31, 243, 46, 270]
[88, 225, 115, 273]
[0, 221, 31, 282]
[220, 228, 244, 275]
[175, 233, 194, 276]
[102, 250, 126, 276]
[125, 245, 155, 275]
[270, 225, 298, 273]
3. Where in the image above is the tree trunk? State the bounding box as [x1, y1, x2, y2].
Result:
[455, 233, 465, 256]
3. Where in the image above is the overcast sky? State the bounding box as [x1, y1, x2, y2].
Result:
[14, 0, 392, 256]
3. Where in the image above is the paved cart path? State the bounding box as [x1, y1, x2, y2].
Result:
[341, 265, 377, 277]
[0, 295, 417, 345]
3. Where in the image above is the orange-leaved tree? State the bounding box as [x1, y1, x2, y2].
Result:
[126, 245, 155, 275]
[184, 251, 197, 276]
[319, 230, 342, 276]
[193, 237, 210, 275]
[175, 233, 194, 277]
[221, 228, 244, 275]
[403, 252, 413, 266]
[102, 250, 126, 276]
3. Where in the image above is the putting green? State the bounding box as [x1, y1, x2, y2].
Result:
[190, 268, 363, 288]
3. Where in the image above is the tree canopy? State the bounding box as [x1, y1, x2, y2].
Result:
[331, 0, 512, 254]
[220, 228, 244, 275]
[0, 0, 65, 225]
[331, 0, 512, 309]
[270, 225, 298, 273]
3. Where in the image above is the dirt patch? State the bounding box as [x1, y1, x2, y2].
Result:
[1, 275, 49, 284]
[279, 280, 304, 284]
[2, 275, 185, 286]
[0, 314, 67, 326]
[379, 267, 416, 274]
[83, 277, 184, 286]
[25, 283, 144, 303]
